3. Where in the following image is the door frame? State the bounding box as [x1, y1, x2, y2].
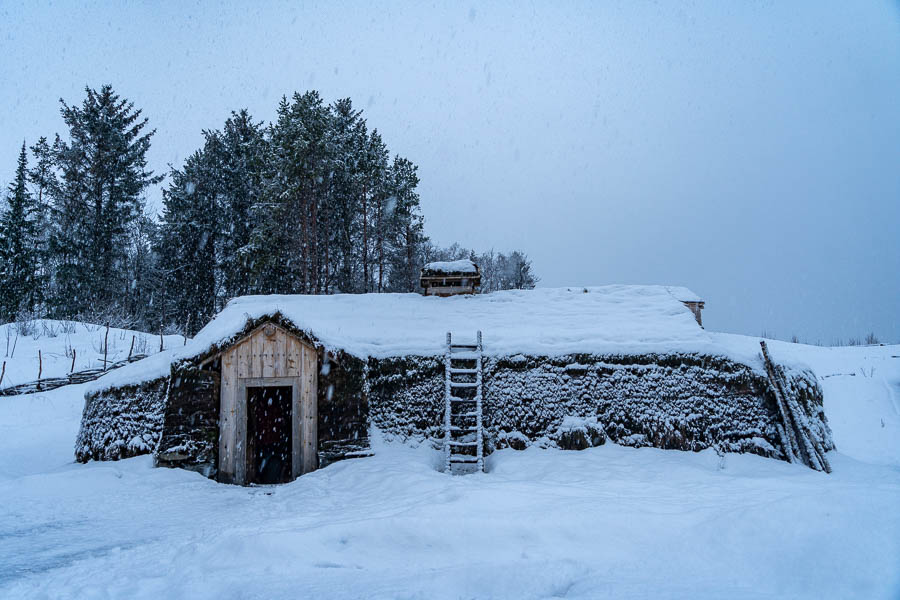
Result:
[236, 377, 302, 484]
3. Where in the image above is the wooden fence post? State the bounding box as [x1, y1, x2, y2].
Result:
[103, 323, 110, 371]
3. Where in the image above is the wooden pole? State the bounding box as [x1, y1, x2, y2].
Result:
[38, 350, 42, 382]
[775, 360, 832, 473]
[128, 335, 135, 360]
[0, 360, 5, 387]
[760, 343, 793, 457]
[760, 341, 830, 473]
[159, 325, 164, 352]
[70, 349, 76, 374]
[103, 323, 110, 371]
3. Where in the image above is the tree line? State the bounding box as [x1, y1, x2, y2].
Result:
[0, 85, 537, 335]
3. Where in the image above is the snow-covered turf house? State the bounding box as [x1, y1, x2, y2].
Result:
[76, 277, 833, 485]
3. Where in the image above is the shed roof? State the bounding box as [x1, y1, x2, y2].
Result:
[422, 259, 478, 275]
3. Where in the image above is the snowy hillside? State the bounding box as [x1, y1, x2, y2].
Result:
[0, 335, 898, 598]
[0, 320, 186, 391]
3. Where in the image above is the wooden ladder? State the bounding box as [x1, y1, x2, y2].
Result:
[444, 331, 484, 474]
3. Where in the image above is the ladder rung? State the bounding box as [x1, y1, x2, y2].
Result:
[449, 368, 478, 374]
[449, 397, 477, 403]
[450, 382, 478, 388]
[452, 411, 480, 417]
[449, 426, 477, 432]
[449, 456, 480, 463]
[447, 441, 479, 447]
[449, 352, 479, 360]
[450, 344, 478, 350]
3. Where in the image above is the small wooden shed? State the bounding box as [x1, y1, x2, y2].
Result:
[204, 322, 318, 485]
[420, 259, 482, 296]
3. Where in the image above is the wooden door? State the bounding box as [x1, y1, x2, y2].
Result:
[218, 324, 319, 485]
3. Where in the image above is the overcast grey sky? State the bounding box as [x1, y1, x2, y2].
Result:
[1, 1, 898, 342]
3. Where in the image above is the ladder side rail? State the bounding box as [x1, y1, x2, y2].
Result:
[475, 330, 484, 472]
[444, 332, 452, 473]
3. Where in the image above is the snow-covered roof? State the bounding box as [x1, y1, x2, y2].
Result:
[422, 259, 478, 274]
[665, 286, 703, 303]
[88, 285, 718, 394]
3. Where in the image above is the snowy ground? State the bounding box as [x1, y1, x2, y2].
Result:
[0, 320, 185, 390]
[1, 338, 898, 599]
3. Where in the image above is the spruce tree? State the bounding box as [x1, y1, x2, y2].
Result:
[249, 92, 330, 294]
[122, 212, 158, 326]
[49, 84, 162, 319]
[214, 110, 265, 301]
[27, 136, 57, 307]
[386, 156, 426, 292]
[325, 98, 367, 293]
[0, 143, 41, 319]
[157, 150, 219, 335]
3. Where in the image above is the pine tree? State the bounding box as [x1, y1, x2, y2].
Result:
[214, 110, 266, 302]
[27, 136, 57, 307]
[386, 156, 426, 292]
[122, 211, 158, 326]
[0, 143, 42, 319]
[49, 85, 162, 320]
[157, 150, 220, 335]
[249, 92, 330, 295]
[325, 98, 367, 293]
[364, 131, 391, 292]
[246, 97, 296, 294]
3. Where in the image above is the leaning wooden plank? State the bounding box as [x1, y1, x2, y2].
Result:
[772, 362, 824, 471]
[775, 362, 832, 473]
[760, 341, 827, 472]
[759, 341, 798, 464]
[762, 342, 816, 468]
